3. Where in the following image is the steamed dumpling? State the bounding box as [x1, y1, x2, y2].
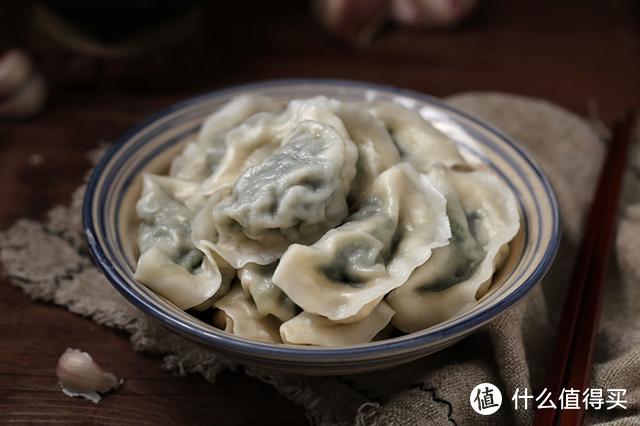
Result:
[238, 263, 298, 322]
[213, 285, 282, 343]
[387, 167, 520, 332]
[280, 301, 395, 346]
[194, 119, 358, 268]
[327, 103, 401, 201]
[198, 96, 357, 194]
[272, 163, 451, 321]
[134, 247, 221, 310]
[170, 94, 281, 181]
[366, 101, 465, 171]
[134, 174, 229, 309]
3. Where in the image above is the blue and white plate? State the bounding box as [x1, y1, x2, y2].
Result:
[83, 80, 560, 375]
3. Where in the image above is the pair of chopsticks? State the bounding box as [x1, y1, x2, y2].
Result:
[533, 111, 637, 426]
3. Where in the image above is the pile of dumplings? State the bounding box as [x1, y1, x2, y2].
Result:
[134, 95, 520, 346]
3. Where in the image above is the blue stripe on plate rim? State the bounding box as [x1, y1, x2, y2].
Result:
[83, 78, 560, 363]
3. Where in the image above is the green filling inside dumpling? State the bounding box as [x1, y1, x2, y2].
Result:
[418, 208, 485, 293]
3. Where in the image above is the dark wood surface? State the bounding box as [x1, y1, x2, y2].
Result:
[1, 1, 638, 424]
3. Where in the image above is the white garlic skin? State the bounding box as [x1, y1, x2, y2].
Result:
[0, 49, 33, 98]
[56, 348, 122, 395]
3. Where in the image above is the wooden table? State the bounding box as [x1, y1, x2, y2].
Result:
[1, 1, 638, 424]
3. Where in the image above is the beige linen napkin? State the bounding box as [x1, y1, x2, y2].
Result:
[2, 93, 638, 425]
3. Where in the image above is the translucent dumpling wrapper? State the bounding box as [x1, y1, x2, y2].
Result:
[136, 174, 200, 260]
[188, 247, 236, 312]
[387, 167, 520, 332]
[189, 187, 237, 304]
[198, 96, 357, 195]
[138, 174, 206, 211]
[326, 102, 401, 201]
[213, 285, 282, 343]
[272, 163, 452, 322]
[134, 174, 228, 309]
[197, 118, 358, 268]
[134, 247, 220, 310]
[280, 301, 396, 346]
[365, 101, 465, 171]
[170, 94, 281, 181]
[238, 263, 298, 322]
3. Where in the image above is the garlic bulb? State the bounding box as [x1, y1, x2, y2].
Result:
[314, 0, 479, 45]
[0, 49, 32, 98]
[56, 348, 122, 403]
[391, 0, 478, 27]
[313, 0, 388, 46]
[0, 73, 47, 118]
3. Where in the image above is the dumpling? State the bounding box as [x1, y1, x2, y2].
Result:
[189, 186, 237, 293]
[188, 243, 235, 312]
[170, 94, 281, 181]
[213, 285, 282, 343]
[387, 167, 520, 332]
[328, 103, 401, 202]
[135, 247, 222, 310]
[196, 119, 358, 268]
[136, 173, 213, 214]
[366, 101, 465, 171]
[134, 174, 228, 309]
[198, 96, 356, 194]
[272, 163, 451, 322]
[198, 94, 281, 147]
[238, 263, 298, 322]
[136, 174, 199, 261]
[280, 301, 395, 346]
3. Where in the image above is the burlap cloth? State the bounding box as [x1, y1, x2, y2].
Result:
[2, 93, 639, 425]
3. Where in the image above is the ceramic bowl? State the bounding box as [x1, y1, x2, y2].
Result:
[83, 80, 560, 375]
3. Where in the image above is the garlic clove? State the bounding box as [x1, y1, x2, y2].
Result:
[0, 49, 33, 98]
[0, 73, 47, 118]
[56, 348, 122, 403]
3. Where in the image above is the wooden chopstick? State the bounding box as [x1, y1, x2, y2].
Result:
[532, 119, 620, 426]
[556, 113, 636, 425]
[533, 111, 637, 426]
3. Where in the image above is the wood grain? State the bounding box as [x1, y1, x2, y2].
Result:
[0, 0, 638, 424]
